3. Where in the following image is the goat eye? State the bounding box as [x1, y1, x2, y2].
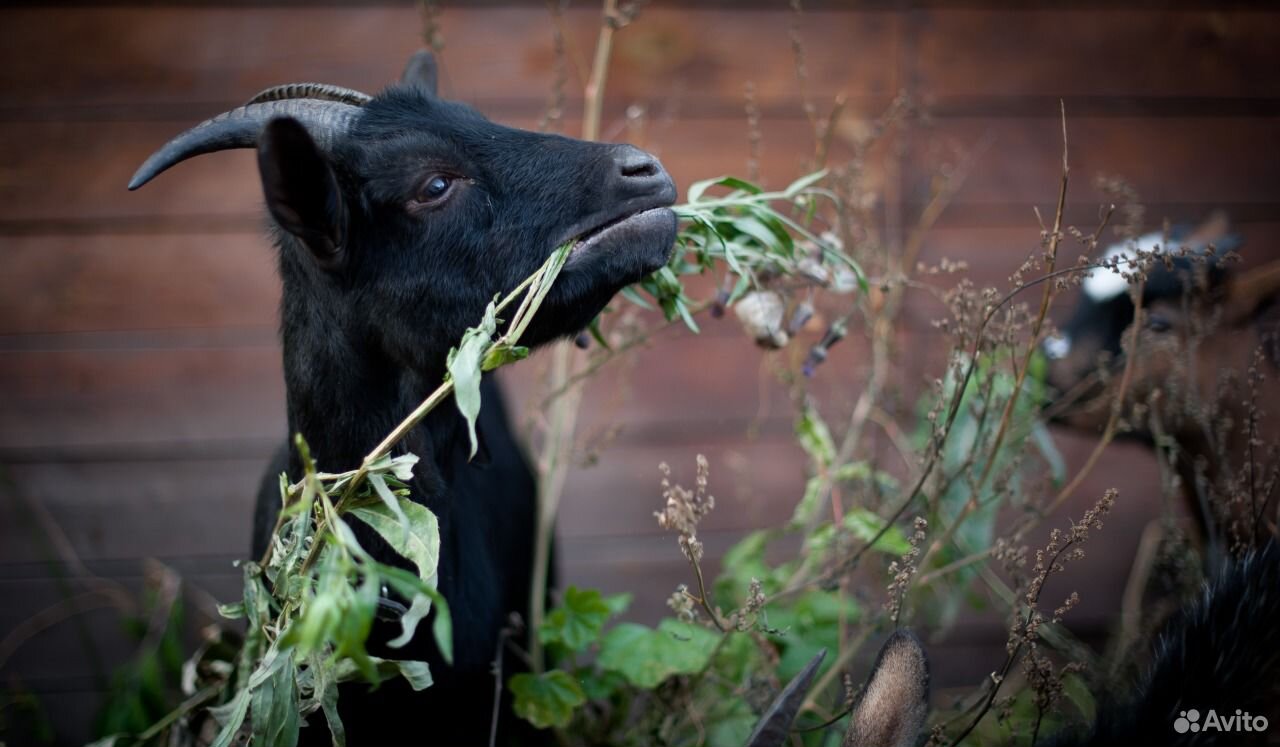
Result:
[1145, 312, 1173, 333]
[416, 175, 452, 203]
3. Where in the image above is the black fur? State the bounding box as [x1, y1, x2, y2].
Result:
[244, 82, 678, 744]
[1053, 541, 1280, 746]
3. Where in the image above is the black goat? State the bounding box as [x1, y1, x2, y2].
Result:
[754, 541, 1279, 747]
[130, 52, 677, 744]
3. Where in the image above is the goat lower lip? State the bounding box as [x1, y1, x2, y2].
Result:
[568, 208, 672, 258]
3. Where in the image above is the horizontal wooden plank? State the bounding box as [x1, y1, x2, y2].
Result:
[0, 234, 280, 335]
[913, 9, 1280, 102]
[0, 437, 807, 567]
[0, 116, 854, 229]
[0, 345, 287, 454]
[5, 113, 1273, 236]
[1, 458, 266, 565]
[899, 116, 1280, 216]
[0, 6, 897, 118]
[0, 424, 1166, 567]
[2, 328, 912, 455]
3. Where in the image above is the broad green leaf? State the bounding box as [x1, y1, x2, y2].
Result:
[446, 297, 498, 459]
[350, 502, 440, 649]
[577, 668, 628, 701]
[539, 586, 612, 652]
[597, 619, 721, 688]
[708, 703, 759, 747]
[509, 670, 586, 729]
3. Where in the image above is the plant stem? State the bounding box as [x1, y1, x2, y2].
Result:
[529, 0, 623, 673]
[292, 261, 555, 580]
[582, 0, 618, 144]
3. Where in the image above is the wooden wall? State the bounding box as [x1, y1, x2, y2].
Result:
[2, 3, 1277, 743]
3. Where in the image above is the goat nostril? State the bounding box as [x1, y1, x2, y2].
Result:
[621, 160, 659, 179]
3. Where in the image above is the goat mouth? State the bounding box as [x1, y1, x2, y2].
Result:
[563, 207, 677, 267]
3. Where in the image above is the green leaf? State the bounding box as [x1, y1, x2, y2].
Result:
[730, 215, 783, 255]
[375, 564, 454, 666]
[207, 687, 251, 747]
[586, 317, 612, 350]
[674, 297, 701, 333]
[482, 342, 529, 371]
[687, 174, 763, 203]
[387, 453, 419, 482]
[620, 285, 655, 310]
[394, 660, 433, 691]
[1062, 671, 1097, 724]
[795, 406, 836, 468]
[539, 586, 613, 652]
[217, 601, 245, 620]
[597, 619, 721, 688]
[602, 592, 632, 617]
[1031, 420, 1066, 486]
[446, 297, 499, 459]
[843, 510, 912, 555]
[320, 675, 346, 747]
[350, 502, 441, 649]
[782, 169, 828, 198]
[250, 651, 299, 747]
[509, 670, 586, 729]
[790, 476, 825, 527]
[367, 473, 409, 547]
[576, 668, 628, 701]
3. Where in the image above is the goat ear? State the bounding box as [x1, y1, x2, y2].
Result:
[402, 50, 439, 96]
[1222, 260, 1280, 325]
[843, 630, 930, 747]
[257, 117, 346, 267]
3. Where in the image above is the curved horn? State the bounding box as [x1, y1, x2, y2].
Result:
[128, 100, 361, 190]
[245, 82, 372, 107]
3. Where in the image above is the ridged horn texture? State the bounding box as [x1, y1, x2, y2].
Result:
[128, 99, 362, 191]
[245, 82, 373, 107]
